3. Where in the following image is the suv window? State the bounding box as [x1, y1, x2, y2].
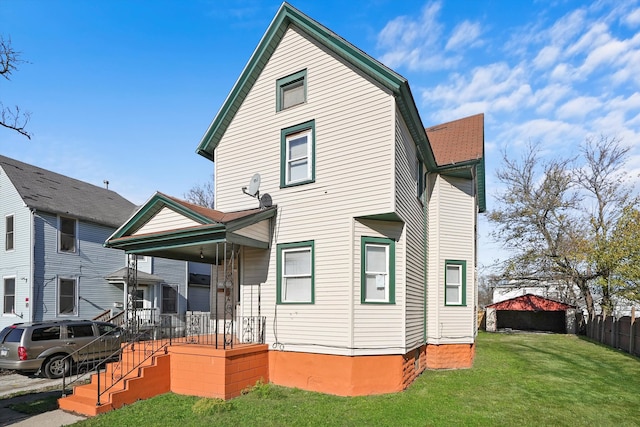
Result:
[67, 324, 94, 338]
[1, 327, 23, 343]
[31, 326, 61, 341]
[97, 324, 119, 336]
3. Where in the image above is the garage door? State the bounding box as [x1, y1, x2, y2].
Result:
[497, 310, 566, 333]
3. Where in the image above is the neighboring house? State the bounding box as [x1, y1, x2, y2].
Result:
[0, 155, 190, 330]
[106, 3, 486, 396]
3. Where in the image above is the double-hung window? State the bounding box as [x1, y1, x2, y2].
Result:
[277, 241, 314, 304]
[59, 216, 77, 253]
[281, 120, 315, 187]
[3, 277, 15, 314]
[276, 69, 307, 111]
[361, 237, 395, 304]
[445, 260, 466, 306]
[162, 285, 178, 314]
[5, 215, 14, 251]
[58, 278, 77, 315]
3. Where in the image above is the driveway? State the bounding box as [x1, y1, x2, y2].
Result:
[0, 372, 86, 426]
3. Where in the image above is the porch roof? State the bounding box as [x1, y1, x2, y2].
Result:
[105, 192, 276, 263]
[105, 267, 165, 285]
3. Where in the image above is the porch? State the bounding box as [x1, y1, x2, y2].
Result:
[59, 312, 268, 416]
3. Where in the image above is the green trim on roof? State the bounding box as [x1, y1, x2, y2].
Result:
[195, 2, 436, 169]
[108, 193, 215, 240]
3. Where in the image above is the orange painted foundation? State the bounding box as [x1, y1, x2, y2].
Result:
[425, 343, 475, 369]
[268, 346, 428, 396]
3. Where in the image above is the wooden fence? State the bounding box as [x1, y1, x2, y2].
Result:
[583, 308, 640, 358]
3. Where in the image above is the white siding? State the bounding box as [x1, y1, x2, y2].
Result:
[216, 25, 397, 356]
[0, 167, 32, 328]
[133, 207, 200, 235]
[352, 219, 405, 354]
[233, 219, 270, 242]
[426, 175, 476, 344]
[393, 113, 427, 350]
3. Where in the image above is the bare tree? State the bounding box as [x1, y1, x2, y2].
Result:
[0, 35, 31, 139]
[184, 175, 214, 209]
[489, 137, 637, 318]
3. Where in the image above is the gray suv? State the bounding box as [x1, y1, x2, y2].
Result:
[0, 319, 122, 378]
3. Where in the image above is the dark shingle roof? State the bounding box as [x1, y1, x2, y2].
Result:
[0, 155, 137, 228]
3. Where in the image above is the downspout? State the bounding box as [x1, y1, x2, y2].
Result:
[348, 217, 354, 353]
[423, 174, 430, 345]
[29, 208, 35, 322]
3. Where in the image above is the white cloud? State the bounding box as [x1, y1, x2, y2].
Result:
[445, 20, 482, 51]
[556, 96, 602, 119]
[533, 46, 561, 69]
[623, 8, 640, 27]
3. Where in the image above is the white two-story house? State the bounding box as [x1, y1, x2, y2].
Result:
[106, 3, 485, 396]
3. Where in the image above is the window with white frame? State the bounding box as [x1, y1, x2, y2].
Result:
[445, 260, 466, 306]
[59, 216, 77, 253]
[281, 120, 315, 187]
[58, 278, 77, 315]
[277, 241, 314, 304]
[3, 277, 15, 314]
[276, 69, 307, 111]
[5, 215, 14, 251]
[361, 236, 395, 304]
[162, 285, 178, 314]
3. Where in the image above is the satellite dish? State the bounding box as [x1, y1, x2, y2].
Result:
[243, 173, 261, 197]
[260, 193, 272, 209]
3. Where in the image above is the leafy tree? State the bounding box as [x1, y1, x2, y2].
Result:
[489, 136, 637, 318]
[184, 175, 214, 209]
[0, 35, 31, 139]
[604, 207, 640, 303]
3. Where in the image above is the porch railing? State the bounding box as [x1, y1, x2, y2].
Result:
[61, 313, 266, 405]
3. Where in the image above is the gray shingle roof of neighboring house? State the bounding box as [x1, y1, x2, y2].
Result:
[0, 154, 137, 228]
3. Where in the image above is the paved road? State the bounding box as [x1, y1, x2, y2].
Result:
[0, 373, 86, 426]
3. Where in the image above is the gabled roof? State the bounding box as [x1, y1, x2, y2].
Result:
[0, 154, 136, 228]
[425, 113, 486, 213]
[487, 294, 574, 311]
[105, 192, 277, 263]
[195, 2, 436, 170]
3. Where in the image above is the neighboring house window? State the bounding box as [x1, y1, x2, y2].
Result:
[162, 285, 178, 314]
[5, 215, 14, 251]
[276, 69, 307, 111]
[58, 278, 77, 315]
[3, 277, 15, 314]
[280, 120, 315, 187]
[361, 237, 395, 304]
[132, 289, 144, 310]
[277, 241, 314, 304]
[445, 260, 466, 306]
[59, 216, 77, 253]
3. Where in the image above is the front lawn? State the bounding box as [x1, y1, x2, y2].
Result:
[76, 332, 640, 426]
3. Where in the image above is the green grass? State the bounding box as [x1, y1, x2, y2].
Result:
[75, 332, 640, 427]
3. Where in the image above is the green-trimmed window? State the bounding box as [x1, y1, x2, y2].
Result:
[361, 237, 395, 304]
[276, 69, 306, 111]
[277, 241, 314, 304]
[280, 120, 315, 187]
[445, 260, 466, 306]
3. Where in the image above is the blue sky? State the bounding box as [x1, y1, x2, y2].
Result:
[1, 0, 639, 270]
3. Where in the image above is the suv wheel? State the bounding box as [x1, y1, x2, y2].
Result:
[43, 354, 70, 379]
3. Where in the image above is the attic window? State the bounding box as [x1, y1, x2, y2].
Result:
[277, 69, 307, 111]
